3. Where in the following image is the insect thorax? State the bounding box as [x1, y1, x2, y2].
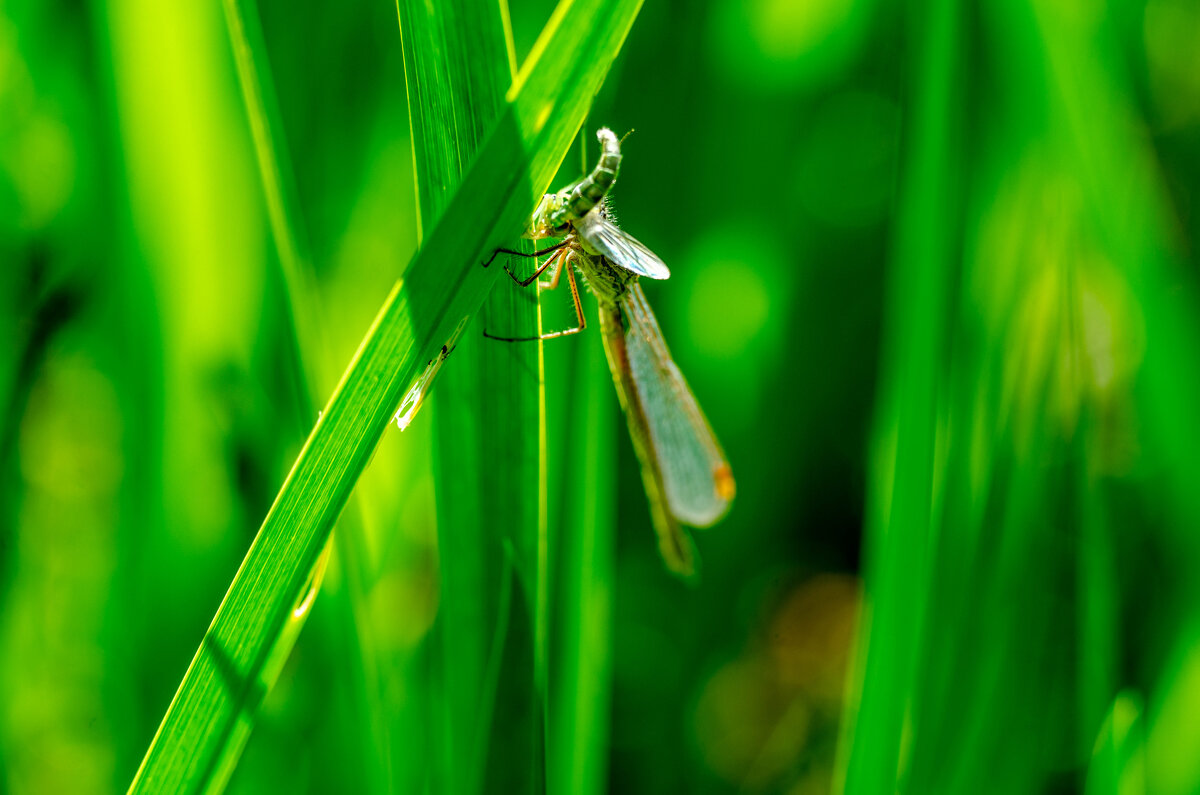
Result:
[576, 247, 636, 308]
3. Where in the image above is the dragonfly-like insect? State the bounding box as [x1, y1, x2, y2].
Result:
[483, 127, 735, 577]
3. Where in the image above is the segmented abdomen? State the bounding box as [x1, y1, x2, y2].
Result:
[566, 127, 621, 221]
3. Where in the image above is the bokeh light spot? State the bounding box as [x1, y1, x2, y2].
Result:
[6, 111, 75, 230]
[710, 0, 873, 90]
[752, 0, 854, 63]
[19, 356, 124, 499]
[687, 258, 771, 360]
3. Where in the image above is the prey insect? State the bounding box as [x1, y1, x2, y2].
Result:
[483, 128, 735, 577]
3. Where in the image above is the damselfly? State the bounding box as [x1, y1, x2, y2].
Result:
[484, 128, 735, 577]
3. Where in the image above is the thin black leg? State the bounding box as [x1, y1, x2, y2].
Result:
[481, 239, 569, 269]
[483, 251, 587, 342]
[505, 248, 564, 288]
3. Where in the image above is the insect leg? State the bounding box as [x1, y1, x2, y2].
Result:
[544, 249, 567, 291]
[554, 251, 587, 337]
[482, 250, 587, 342]
[506, 247, 565, 288]
[481, 240, 569, 269]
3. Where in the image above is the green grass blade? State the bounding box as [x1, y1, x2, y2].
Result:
[547, 325, 616, 795]
[400, 0, 512, 228]
[220, 0, 322, 374]
[837, 0, 1196, 790]
[1086, 693, 1145, 795]
[395, 0, 545, 791]
[835, 0, 962, 791]
[128, 1, 644, 791]
[1028, 3, 1200, 790]
[220, 0, 392, 788]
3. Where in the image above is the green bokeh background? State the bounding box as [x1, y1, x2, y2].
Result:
[4, 0, 1200, 792]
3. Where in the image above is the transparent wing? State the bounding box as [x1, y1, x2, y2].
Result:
[602, 284, 734, 533]
[574, 210, 671, 280]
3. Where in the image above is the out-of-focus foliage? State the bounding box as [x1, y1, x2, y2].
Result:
[3, 0, 1200, 792]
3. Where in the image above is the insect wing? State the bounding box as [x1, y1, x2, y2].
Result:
[618, 285, 734, 528]
[598, 301, 695, 577]
[574, 211, 671, 280]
